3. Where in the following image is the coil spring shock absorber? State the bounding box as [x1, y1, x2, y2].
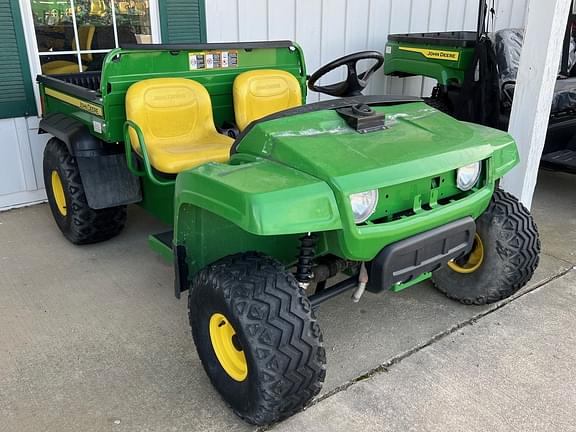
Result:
[295, 233, 317, 289]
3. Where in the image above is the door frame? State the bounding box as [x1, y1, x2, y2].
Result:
[18, 0, 162, 113]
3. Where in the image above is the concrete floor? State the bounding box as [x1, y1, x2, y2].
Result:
[276, 270, 576, 432]
[0, 169, 574, 432]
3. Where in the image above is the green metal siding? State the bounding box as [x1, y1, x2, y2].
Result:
[159, 0, 206, 43]
[0, 0, 36, 118]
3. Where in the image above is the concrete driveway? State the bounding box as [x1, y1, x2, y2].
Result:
[0, 169, 574, 432]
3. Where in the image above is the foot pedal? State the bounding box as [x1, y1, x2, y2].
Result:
[541, 150, 576, 173]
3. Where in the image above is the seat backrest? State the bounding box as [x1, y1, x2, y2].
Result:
[125, 78, 217, 153]
[493, 28, 524, 83]
[89, 0, 108, 17]
[233, 69, 302, 130]
[77, 25, 96, 62]
[495, 27, 576, 85]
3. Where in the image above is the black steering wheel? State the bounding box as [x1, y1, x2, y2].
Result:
[308, 51, 384, 97]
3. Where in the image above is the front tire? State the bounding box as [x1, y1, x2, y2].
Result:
[432, 189, 540, 305]
[43, 138, 126, 244]
[188, 253, 326, 425]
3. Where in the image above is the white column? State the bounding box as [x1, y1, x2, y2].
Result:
[501, 0, 572, 208]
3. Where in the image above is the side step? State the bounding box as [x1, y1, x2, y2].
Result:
[541, 150, 576, 173]
[148, 230, 174, 262]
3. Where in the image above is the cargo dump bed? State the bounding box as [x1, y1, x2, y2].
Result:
[42, 71, 102, 91]
[388, 31, 478, 48]
[384, 31, 478, 86]
[37, 41, 307, 144]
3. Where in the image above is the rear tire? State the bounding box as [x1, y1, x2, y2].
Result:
[432, 189, 540, 305]
[43, 137, 126, 244]
[188, 252, 326, 425]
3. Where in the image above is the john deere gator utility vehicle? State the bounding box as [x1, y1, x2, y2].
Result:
[38, 41, 540, 425]
[384, 0, 576, 173]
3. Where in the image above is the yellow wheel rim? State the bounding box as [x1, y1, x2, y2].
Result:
[448, 233, 484, 274]
[209, 313, 248, 382]
[51, 170, 67, 216]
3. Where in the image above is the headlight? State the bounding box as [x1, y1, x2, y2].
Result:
[350, 190, 379, 224]
[457, 162, 481, 191]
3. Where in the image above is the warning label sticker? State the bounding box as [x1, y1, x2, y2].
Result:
[206, 53, 214, 68]
[189, 50, 238, 70]
[229, 51, 238, 67]
[189, 52, 206, 69]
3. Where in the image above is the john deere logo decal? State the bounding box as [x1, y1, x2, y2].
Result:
[399, 47, 460, 62]
[44, 88, 104, 117]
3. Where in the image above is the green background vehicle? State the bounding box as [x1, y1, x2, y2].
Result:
[383, 0, 576, 173]
[38, 40, 540, 425]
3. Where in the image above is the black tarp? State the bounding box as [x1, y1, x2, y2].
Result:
[455, 36, 501, 128]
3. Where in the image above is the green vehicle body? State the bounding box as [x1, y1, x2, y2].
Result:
[39, 43, 307, 225]
[383, 32, 476, 86]
[184, 104, 516, 264]
[37, 41, 519, 293]
[41, 45, 307, 143]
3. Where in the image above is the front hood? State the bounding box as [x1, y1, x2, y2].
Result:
[234, 102, 518, 192]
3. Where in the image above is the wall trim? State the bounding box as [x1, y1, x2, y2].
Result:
[0, 189, 46, 211]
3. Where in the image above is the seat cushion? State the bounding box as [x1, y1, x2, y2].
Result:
[233, 69, 302, 130]
[149, 131, 233, 174]
[551, 78, 576, 114]
[494, 29, 576, 114]
[126, 78, 234, 174]
[495, 28, 576, 83]
[503, 79, 576, 115]
[493, 29, 524, 84]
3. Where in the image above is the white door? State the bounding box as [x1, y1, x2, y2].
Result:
[0, 0, 161, 210]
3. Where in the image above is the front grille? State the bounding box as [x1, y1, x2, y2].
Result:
[362, 161, 487, 226]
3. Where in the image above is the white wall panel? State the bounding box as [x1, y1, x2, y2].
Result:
[268, 0, 296, 40]
[0, 117, 48, 210]
[318, 0, 347, 100]
[204, 0, 239, 41]
[447, 0, 467, 30]
[238, 0, 269, 40]
[295, 0, 323, 102]
[205, 0, 530, 99]
[463, 0, 480, 29]
[509, 0, 529, 28]
[388, 0, 413, 95]
[344, 0, 370, 54]
[365, 0, 393, 95]
[342, 0, 373, 100]
[0, 119, 28, 197]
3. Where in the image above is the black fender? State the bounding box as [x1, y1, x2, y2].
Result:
[39, 113, 118, 157]
[40, 113, 142, 209]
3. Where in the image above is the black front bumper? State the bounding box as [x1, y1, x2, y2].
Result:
[366, 217, 476, 293]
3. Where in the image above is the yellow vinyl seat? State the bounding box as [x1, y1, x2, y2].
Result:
[42, 61, 85, 75]
[125, 78, 234, 174]
[233, 69, 302, 131]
